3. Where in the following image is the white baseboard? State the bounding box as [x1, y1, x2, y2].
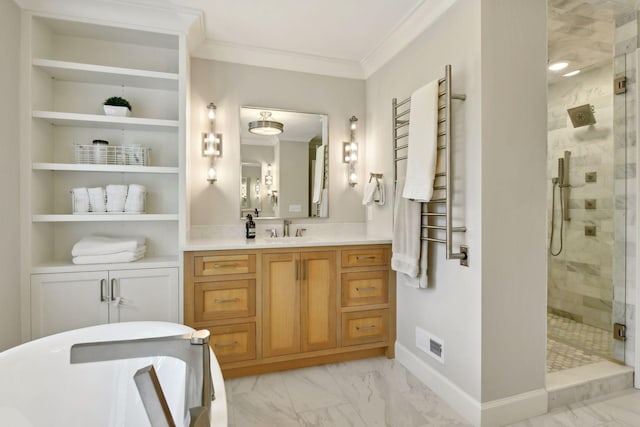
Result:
[395, 342, 547, 426]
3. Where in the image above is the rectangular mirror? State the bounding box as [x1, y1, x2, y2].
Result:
[240, 106, 329, 219]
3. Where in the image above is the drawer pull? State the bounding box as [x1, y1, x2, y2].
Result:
[214, 341, 238, 349]
[214, 297, 240, 304]
[356, 325, 377, 331]
[212, 262, 239, 268]
[356, 255, 376, 261]
[356, 286, 377, 292]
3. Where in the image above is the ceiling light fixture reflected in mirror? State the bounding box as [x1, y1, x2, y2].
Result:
[248, 111, 284, 135]
[563, 70, 581, 77]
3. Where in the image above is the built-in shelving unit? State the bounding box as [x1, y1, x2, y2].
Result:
[23, 14, 185, 273]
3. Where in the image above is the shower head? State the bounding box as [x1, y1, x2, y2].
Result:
[567, 104, 596, 128]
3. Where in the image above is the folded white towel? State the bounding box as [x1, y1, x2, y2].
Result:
[71, 235, 146, 257]
[106, 184, 128, 212]
[124, 184, 146, 213]
[362, 181, 377, 206]
[392, 178, 422, 278]
[88, 187, 106, 212]
[72, 246, 146, 265]
[71, 188, 90, 213]
[403, 79, 439, 201]
[312, 145, 325, 204]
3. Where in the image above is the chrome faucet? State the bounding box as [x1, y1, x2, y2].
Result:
[70, 330, 214, 427]
[283, 219, 291, 237]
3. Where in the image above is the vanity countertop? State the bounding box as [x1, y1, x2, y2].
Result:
[183, 233, 392, 251]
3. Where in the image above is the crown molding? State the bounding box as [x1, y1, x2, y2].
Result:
[192, 39, 365, 80]
[17, 0, 201, 34]
[360, 0, 458, 78]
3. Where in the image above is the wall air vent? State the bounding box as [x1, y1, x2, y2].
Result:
[416, 326, 444, 363]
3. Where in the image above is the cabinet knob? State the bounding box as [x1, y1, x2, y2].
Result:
[100, 279, 107, 302]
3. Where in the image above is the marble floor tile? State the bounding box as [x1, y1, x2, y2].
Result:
[282, 365, 350, 412]
[297, 403, 367, 427]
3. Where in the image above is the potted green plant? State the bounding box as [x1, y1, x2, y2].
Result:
[103, 96, 132, 117]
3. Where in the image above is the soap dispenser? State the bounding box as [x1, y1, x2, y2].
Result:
[245, 214, 256, 239]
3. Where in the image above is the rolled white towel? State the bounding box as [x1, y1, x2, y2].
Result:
[88, 187, 106, 212]
[124, 184, 146, 213]
[72, 235, 146, 257]
[106, 184, 128, 212]
[71, 188, 90, 213]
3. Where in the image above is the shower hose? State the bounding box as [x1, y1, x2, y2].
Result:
[549, 179, 563, 256]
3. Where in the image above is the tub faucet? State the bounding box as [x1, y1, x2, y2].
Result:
[283, 219, 291, 237]
[70, 330, 213, 427]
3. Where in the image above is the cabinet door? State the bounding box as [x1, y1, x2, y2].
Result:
[108, 268, 179, 323]
[31, 271, 109, 339]
[301, 251, 337, 352]
[263, 253, 300, 357]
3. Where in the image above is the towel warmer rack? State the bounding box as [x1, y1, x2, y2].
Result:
[393, 64, 468, 266]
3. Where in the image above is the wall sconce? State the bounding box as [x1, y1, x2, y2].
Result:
[343, 115, 358, 187]
[203, 102, 222, 183]
[264, 163, 278, 204]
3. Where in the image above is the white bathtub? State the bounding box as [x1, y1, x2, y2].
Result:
[0, 322, 227, 427]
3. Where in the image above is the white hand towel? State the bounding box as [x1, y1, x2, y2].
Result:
[375, 178, 386, 206]
[72, 246, 146, 264]
[319, 188, 329, 217]
[403, 79, 439, 201]
[392, 178, 422, 278]
[106, 184, 128, 212]
[362, 181, 377, 206]
[124, 184, 146, 213]
[71, 188, 90, 213]
[312, 145, 325, 203]
[88, 187, 106, 212]
[71, 235, 146, 257]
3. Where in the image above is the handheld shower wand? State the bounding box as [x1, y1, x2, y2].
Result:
[549, 151, 570, 256]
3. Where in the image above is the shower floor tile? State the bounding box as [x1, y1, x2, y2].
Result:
[547, 338, 603, 373]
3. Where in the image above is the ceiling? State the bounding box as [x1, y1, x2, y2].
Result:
[547, 0, 637, 84]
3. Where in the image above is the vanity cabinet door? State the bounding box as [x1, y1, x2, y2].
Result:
[30, 271, 109, 339]
[108, 268, 179, 324]
[301, 251, 337, 352]
[262, 252, 301, 357]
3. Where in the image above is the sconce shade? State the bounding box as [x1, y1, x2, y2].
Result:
[249, 111, 284, 135]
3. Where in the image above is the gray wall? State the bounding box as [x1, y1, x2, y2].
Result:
[365, 0, 547, 411]
[189, 59, 366, 226]
[547, 64, 614, 332]
[0, 0, 21, 351]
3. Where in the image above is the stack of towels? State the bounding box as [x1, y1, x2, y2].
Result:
[71, 235, 146, 264]
[71, 184, 146, 213]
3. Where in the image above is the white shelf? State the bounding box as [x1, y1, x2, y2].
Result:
[31, 255, 180, 274]
[33, 214, 179, 222]
[32, 163, 179, 174]
[32, 111, 179, 131]
[33, 58, 179, 90]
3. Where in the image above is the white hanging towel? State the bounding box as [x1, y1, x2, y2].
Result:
[391, 178, 422, 278]
[362, 181, 377, 205]
[375, 178, 386, 206]
[319, 188, 329, 217]
[402, 79, 439, 201]
[312, 145, 325, 203]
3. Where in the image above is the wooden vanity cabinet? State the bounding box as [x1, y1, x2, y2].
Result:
[184, 244, 394, 378]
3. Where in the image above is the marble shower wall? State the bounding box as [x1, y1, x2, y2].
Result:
[613, 12, 637, 365]
[547, 64, 615, 333]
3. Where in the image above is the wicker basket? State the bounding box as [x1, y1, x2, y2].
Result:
[74, 144, 150, 166]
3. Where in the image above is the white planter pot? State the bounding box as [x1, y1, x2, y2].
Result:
[103, 105, 131, 117]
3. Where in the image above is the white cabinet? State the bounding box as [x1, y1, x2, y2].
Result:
[31, 268, 178, 339]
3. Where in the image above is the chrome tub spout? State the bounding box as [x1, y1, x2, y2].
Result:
[70, 329, 214, 427]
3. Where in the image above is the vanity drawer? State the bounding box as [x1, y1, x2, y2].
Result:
[194, 279, 256, 321]
[209, 323, 256, 363]
[341, 248, 388, 268]
[342, 309, 389, 347]
[341, 270, 388, 307]
[194, 254, 256, 277]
